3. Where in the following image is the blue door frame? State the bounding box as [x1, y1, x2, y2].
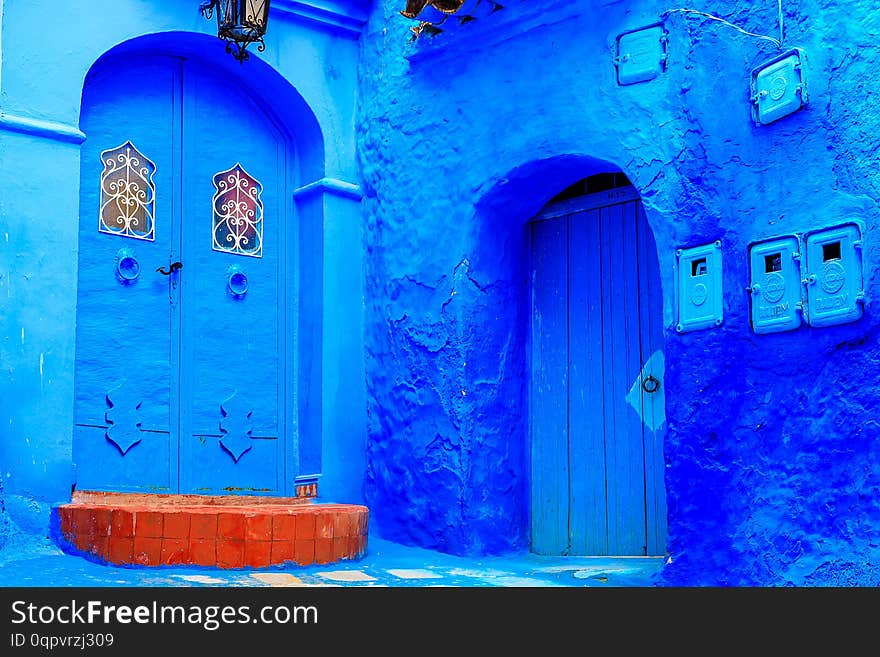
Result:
[530, 186, 667, 556]
[74, 54, 292, 496]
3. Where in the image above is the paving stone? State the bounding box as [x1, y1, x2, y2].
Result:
[316, 570, 376, 582]
[251, 573, 306, 587]
[386, 568, 442, 580]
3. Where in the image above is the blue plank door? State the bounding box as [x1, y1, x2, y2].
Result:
[530, 191, 667, 555]
[74, 56, 287, 495]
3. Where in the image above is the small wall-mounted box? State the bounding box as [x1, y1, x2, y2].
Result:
[748, 236, 803, 333]
[751, 48, 808, 125]
[804, 223, 864, 327]
[676, 241, 723, 332]
[615, 24, 668, 86]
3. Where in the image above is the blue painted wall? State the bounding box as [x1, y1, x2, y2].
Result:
[0, 0, 369, 542]
[358, 0, 880, 583]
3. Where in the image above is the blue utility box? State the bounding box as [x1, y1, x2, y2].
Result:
[615, 24, 668, 86]
[676, 241, 723, 332]
[751, 48, 808, 125]
[804, 223, 864, 327]
[748, 236, 803, 333]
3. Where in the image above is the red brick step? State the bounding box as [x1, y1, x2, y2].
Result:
[56, 491, 369, 568]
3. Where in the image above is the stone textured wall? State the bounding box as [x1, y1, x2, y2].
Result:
[358, 0, 880, 583]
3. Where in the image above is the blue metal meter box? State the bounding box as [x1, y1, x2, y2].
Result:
[676, 241, 723, 332]
[804, 223, 864, 327]
[615, 25, 668, 86]
[751, 49, 808, 125]
[749, 236, 803, 333]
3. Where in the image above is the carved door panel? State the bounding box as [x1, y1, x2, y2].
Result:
[74, 60, 179, 492]
[74, 57, 285, 495]
[178, 60, 284, 495]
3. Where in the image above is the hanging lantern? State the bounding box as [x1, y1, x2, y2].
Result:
[200, 1, 271, 63]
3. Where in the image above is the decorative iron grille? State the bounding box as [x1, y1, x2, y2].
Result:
[211, 163, 264, 257]
[99, 141, 156, 241]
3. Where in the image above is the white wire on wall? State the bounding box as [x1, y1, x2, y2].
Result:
[661, 1, 786, 50]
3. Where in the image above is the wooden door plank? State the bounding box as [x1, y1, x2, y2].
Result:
[530, 218, 570, 555]
[602, 202, 647, 554]
[568, 210, 608, 555]
[620, 200, 649, 554]
[636, 203, 668, 555]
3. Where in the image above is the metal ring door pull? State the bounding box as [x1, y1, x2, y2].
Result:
[642, 374, 661, 394]
[227, 269, 249, 297]
[115, 249, 140, 283]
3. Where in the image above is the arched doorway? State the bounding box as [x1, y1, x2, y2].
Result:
[530, 172, 667, 555]
[73, 48, 297, 496]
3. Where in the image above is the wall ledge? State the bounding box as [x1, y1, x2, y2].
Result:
[272, 0, 371, 38]
[294, 177, 363, 201]
[0, 111, 86, 144]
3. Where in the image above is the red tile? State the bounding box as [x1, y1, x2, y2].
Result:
[245, 514, 272, 541]
[108, 537, 134, 565]
[315, 538, 333, 565]
[132, 537, 162, 566]
[217, 540, 245, 569]
[110, 509, 134, 538]
[90, 537, 109, 560]
[190, 512, 218, 540]
[347, 535, 359, 559]
[316, 513, 334, 539]
[90, 508, 111, 539]
[60, 508, 73, 538]
[332, 537, 348, 562]
[189, 540, 217, 567]
[294, 539, 315, 566]
[163, 512, 190, 539]
[358, 510, 369, 536]
[295, 513, 315, 540]
[272, 514, 296, 541]
[270, 541, 294, 565]
[160, 538, 190, 565]
[217, 513, 246, 540]
[72, 507, 92, 536]
[135, 511, 163, 538]
[333, 512, 350, 539]
[244, 541, 271, 568]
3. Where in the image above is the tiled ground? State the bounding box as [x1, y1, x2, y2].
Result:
[0, 534, 665, 587]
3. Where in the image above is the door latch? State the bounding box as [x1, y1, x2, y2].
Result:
[156, 261, 183, 276]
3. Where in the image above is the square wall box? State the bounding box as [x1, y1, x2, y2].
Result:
[748, 236, 803, 333]
[751, 48, 808, 125]
[804, 223, 864, 327]
[676, 241, 723, 333]
[615, 24, 668, 85]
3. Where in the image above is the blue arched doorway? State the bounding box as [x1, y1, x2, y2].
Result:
[73, 36, 320, 496]
[530, 173, 668, 556]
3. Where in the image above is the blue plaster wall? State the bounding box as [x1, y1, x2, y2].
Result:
[0, 0, 369, 546]
[357, 0, 880, 583]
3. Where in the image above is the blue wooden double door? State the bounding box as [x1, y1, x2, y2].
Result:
[530, 188, 667, 555]
[74, 56, 290, 495]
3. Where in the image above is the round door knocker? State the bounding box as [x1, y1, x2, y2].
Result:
[227, 267, 249, 298]
[115, 248, 140, 284]
[642, 374, 661, 394]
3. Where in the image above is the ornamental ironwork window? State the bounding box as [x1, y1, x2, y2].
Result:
[99, 141, 156, 240]
[211, 163, 263, 258]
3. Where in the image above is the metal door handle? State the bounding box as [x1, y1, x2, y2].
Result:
[156, 262, 183, 276]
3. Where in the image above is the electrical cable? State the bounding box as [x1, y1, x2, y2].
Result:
[661, 7, 784, 49]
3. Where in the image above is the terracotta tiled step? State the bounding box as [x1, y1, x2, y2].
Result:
[71, 490, 314, 508]
[56, 494, 369, 569]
